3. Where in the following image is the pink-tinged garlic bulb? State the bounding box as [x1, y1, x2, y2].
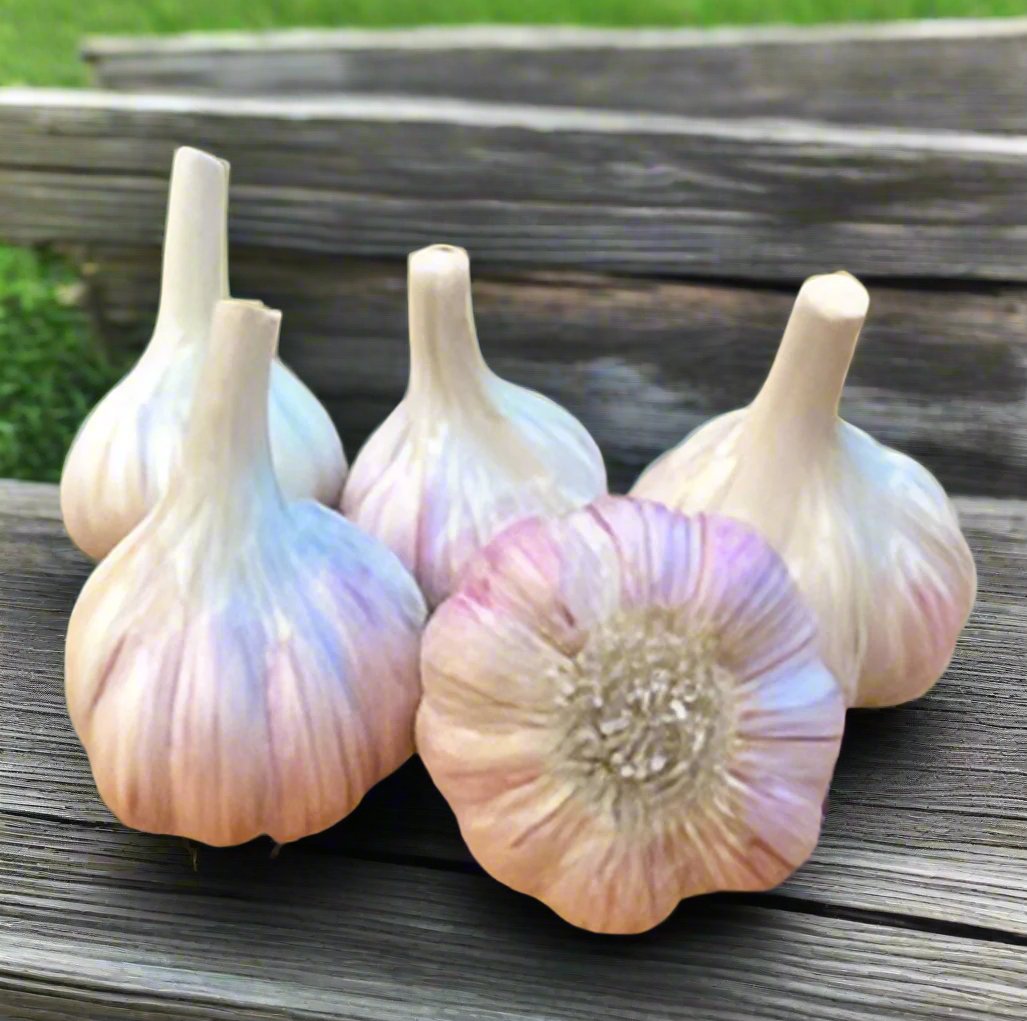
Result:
[633, 273, 976, 709]
[65, 301, 426, 847]
[342, 244, 607, 606]
[60, 146, 346, 561]
[417, 496, 844, 934]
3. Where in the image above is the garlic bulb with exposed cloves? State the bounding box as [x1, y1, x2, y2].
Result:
[633, 272, 976, 709]
[65, 301, 426, 847]
[342, 244, 607, 607]
[417, 496, 844, 934]
[60, 146, 346, 560]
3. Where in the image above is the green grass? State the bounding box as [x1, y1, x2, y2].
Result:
[0, 248, 129, 481]
[1, 0, 1025, 480]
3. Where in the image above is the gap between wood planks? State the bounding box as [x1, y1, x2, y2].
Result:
[463, 266, 1027, 296]
[3, 799, 1026, 956]
[743, 894, 1027, 951]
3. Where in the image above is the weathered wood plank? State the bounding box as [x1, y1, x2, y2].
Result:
[80, 247, 1027, 498]
[4, 88, 1027, 283]
[82, 19, 1027, 135]
[1, 812, 1026, 1021]
[2, 481, 1025, 937]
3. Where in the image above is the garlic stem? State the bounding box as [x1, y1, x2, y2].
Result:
[179, 301, 282, 509]
[153, 147, 230, 342]
[406, 244, 491, 415]
[748, 272, 869, 447]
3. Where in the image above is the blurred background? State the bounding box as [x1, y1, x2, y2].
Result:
[1, 0, 1025, 492]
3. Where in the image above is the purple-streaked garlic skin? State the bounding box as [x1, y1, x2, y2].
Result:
[416, 495, 844, 935]
[342, 244, 607, 607]
[65, 302, 425, 847]
[633, 273, 976, 709]
[60, 146, 346, 562]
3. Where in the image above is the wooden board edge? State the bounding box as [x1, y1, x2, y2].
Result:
[4, 86, 1027, 156]
[79, 17, 1027, 60]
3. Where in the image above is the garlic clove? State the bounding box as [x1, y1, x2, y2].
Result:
[632, 272, 976, 709]
[417, 497, 844, 934]
[60, 146, 346, 561]
[65, 300, 425, 847]
[342, 244, 607, 606]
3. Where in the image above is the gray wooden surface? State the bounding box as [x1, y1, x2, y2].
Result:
[4, 88, 1027, 283]
[1, 479, 1025, 1020]
[81, 20, 1027, 135]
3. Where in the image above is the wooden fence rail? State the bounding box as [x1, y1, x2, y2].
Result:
[3, 89, 1027, 284]
[82, 19, 1027, 134]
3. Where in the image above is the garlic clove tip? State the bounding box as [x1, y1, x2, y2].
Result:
[796, 271, 870, 325]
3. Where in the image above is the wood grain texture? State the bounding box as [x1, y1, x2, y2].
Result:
[4, 88, 1027, 283]
[82, 19, 1027, 135]
[77, 247, 1027, 498]
[2, 481, 1025, 940]
[3, 811, 1026, 1021]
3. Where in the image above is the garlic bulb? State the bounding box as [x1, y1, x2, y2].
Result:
[60, 146, 346, 560]
[417, 496, 844, 934]
[633, 272, 976, 709]
[342, 244, 607, 606]
[65, 301, 426, 847]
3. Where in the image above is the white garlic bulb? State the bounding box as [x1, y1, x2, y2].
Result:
[633, 272, 976, 708]
[60, 146, 346, 560]
[65, 301, 426, 847]
[342, 244, 607, 606]
[418, 497, 844, 933]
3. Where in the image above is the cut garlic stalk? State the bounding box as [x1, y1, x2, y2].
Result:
[342, 244, 607, 606]
[633, 272, 976, 708]
[417, 496, 844, 934]
[60, 146, 346, 560]
[65, 301, 426, 847]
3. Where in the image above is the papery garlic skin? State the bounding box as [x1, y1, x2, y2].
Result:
[633, 273, 976, 709]
[342, 244, 607, 607]
[60, 146, 346, 561]
[417, 496, 844, 934]
[66, 301, 425, 847]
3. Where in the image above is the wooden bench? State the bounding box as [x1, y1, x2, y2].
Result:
[1, 19, 1026, 1020]
[2, 481, 1025, 1018]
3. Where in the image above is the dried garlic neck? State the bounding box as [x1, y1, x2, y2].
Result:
[150, 148, 230, 351]
[552, 607, 735, 826]
[745, 271, 868, 457]
[406, 244, 494, 420]
[171, 301, 284, 527]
